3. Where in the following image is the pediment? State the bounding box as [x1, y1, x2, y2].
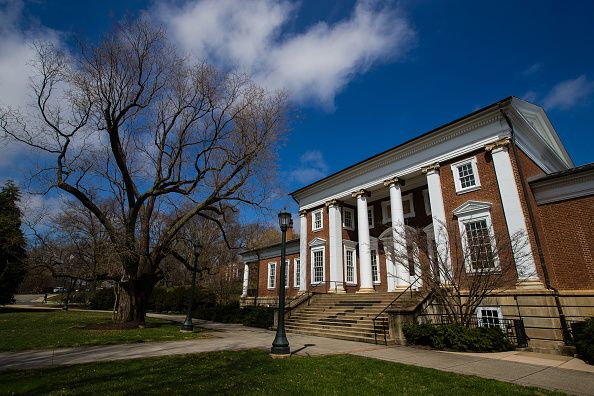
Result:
[343, 239, 358, 248]
[308, 237, 327, 247]
[453, 200, 492, 217]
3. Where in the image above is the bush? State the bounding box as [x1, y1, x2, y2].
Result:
[403, 322, 513, 352]
[89, 288, 116, 310]
[574, 318, 594, 364]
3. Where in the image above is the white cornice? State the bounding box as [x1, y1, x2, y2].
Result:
[532, 169, 594, 204]
[308, 237, 327, 247]
[453, 200, 493, 217]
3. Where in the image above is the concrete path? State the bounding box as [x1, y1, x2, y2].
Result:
[1, 311, 593, 395]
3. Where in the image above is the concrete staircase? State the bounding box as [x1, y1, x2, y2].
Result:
[285, 292, 426, 344]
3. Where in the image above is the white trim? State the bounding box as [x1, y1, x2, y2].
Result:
[294, 258, 301, 288]
[422, 189, 431, 215]
[451, 156, 481, 194]
[312, 209, 323, 231]
[342, 207, 355, 230]
[370, 248, 381, 284]
[402, 193, 416, 219]
[267, 262, 276, 289]
[455, 204, 499, 273]
[367, 205, 375, 229]
[308, 237, 327, 247]
[476, 306, 504, 329]
[311, 246, 326, 284]
[531, 169, 594, 204]
[343, 243, 358, 285]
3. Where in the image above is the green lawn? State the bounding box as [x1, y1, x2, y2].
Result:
[0, 350, 560, 395]
[0, 309, 207, 352]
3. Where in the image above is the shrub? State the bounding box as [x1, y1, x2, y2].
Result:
[89, 288, 116, 310]
[403, 322, 513, 352]
[573, 318, 594, 364]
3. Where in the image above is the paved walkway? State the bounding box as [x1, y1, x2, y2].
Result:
[0, 311, 593, 395]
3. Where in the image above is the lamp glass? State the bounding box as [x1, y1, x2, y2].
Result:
[278, 211, 292, 229]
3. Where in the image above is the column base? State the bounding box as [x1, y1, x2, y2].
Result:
[516, 280, 545, 290]
[356, 288, 375, 293]
[327, 289, 347, 294]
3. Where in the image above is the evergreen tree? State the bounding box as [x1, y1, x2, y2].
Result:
[0, 180, 27, 304]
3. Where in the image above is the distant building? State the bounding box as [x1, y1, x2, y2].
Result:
[240, 97, 594, 354]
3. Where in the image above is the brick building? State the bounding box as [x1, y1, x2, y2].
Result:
[240, 97, 594, 353]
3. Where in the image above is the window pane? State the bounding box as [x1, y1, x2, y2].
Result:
[465, 220, 494, 270]
[368, 208, 373, 227]
[314, 211, 322, 229]
[269, 264, 276, 288]
[403, 200, 411, 214]
[371, 250, 379, 283]
[295, 259, 300, 287]
[344, 210, 352, 228]
[346, 250, 354, 283]
[285, 260, 290, 287]
[313, 250, 324, 283]
[457, 162, 476, 189]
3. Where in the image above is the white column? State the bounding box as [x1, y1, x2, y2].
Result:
[299, 210, 308, 292]
[486, 139, 541, 286]
[384, 178, 410, 290]
[422, 163, 452, 279]
[353, 189, 374, 292]
[241, 263, 249, 298]
[327, 200, 345, 293]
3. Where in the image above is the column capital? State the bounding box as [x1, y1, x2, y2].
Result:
[351, 189, 370, 199]
[299, 209, 307, 217]
[325, 199, 342, 208]
[422, 163, 440, 175]
[485, 138, 511, 153]
[383, 177, 402, 187]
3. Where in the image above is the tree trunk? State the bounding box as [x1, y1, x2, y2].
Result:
[114, 274, 157, 324]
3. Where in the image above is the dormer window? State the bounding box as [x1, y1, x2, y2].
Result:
[451, 157, 481, 194]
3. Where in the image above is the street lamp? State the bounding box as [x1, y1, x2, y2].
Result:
[271, 209, 292, 357]
[63, 254, 74, 311]
[181, 240, 202, 332]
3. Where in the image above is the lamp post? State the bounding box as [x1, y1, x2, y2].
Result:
[181, 240, 202, 332]
[271, 210, 292, 357]
[63, 254, 74, 311]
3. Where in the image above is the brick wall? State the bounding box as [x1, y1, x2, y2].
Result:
[257, 252, 302, 298]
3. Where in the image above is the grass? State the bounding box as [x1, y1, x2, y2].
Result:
[0, 349, 561, 395]
[0, 309, 208, 352]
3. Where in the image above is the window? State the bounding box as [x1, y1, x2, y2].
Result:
[312, 209, 323, 231]
[453, 201, 498, 273]
[345, 247, 357, 284]
[381, 201, 391, 224]
[465, 219, 496, 271]
[477, 307, 503, 329]
[294, 258, 301, 288]
[367, 206, 375, 228]
[267, 262, 276, 289]
[423, 189, 431, 215]
[284, 259, 290, 288]
[451, 157, 481, 193]
[342, 207, 355, 230]
[402, 193, 415, 219]
[311, 248, 325, 284]
[371, 249, 380, 284]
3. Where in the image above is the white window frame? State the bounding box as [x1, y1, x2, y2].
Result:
[422, 189, 431, 216]
[310, 246, 326, 284]
[476, 306, 504, 329]
[342, 207, 355, 230]
[451, 156, 481, 194]
[371, 248, 380, 284]
[294, 258, 301, 288]
[284, 259, 290, 288]
[343, 242, 358, 285]
[267, 262, 276, 289]
[312, 209, 323, 231]
[456, 208, 499, 273]
[402, 193, 416, 219]
[367, 205, 375, 229]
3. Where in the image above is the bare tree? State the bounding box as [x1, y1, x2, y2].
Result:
[1, 19, 287, 323]
[387, 220, 533, 325]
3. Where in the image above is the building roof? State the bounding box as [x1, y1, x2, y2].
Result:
[239, 238, 301, 263]
[528, 162, 594, 184]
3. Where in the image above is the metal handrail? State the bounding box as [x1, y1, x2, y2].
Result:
[373, 276, 422, 345]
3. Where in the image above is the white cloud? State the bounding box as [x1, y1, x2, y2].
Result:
[289, 150, 329, 184]
[543, 75, 594, 110]
[521, 63, 541, 76]
[522, 90, 538, 103]
[154, 0, 415, 107]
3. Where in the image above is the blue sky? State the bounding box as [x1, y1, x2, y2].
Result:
[1, 0, 593, 219]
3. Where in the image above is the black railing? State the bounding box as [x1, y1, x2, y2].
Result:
[421, 314, 529, 348]
[373, 276, 422, 345]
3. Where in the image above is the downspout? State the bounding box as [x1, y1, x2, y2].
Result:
[499, 107, 572, 345]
